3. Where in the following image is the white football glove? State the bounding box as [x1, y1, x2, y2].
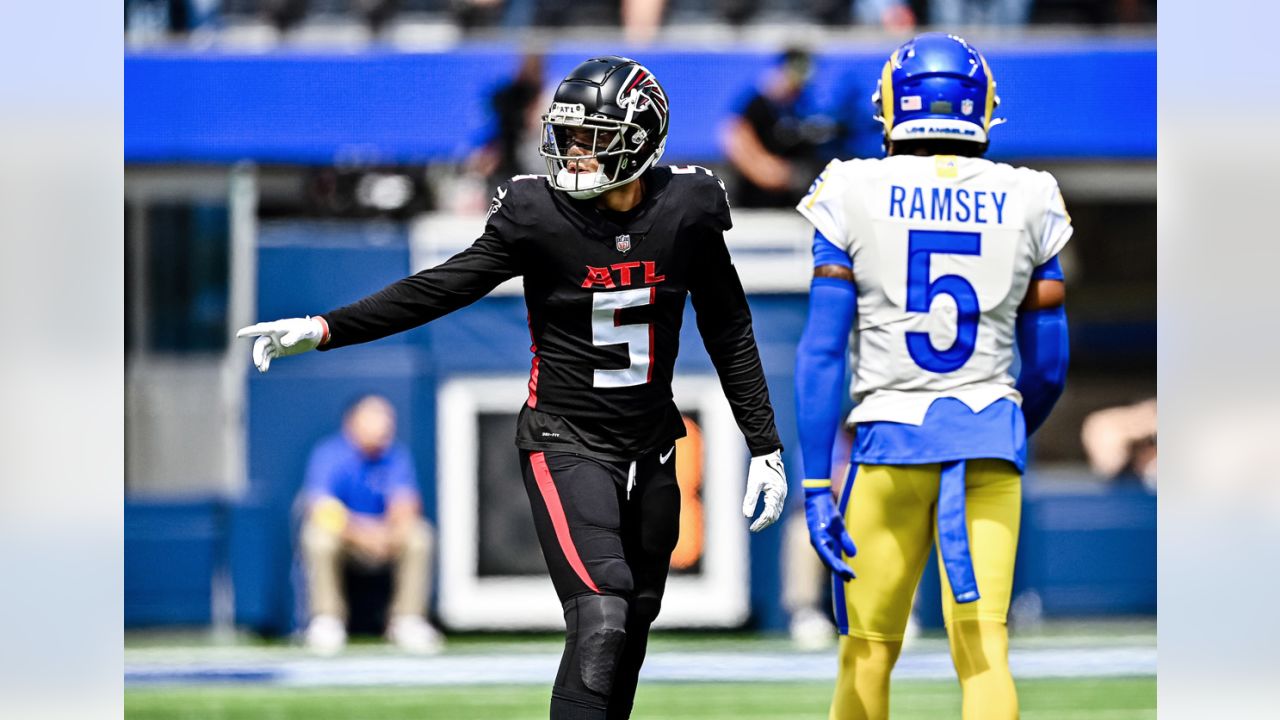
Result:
[743, 449, 788, 532]
[236, 316, 328, 373]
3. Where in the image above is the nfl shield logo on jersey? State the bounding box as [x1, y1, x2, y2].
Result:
[615, 234, 632, 253]
[961, 99, 974, 116]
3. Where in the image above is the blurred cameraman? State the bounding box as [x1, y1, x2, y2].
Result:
[722, 48, 836, 208]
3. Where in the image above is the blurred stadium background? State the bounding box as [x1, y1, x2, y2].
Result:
[123, 1, 1155, 716]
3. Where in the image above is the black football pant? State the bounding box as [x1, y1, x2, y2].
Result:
[520, 447, 681, 720]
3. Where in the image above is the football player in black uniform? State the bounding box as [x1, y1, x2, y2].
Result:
[238, 56, 787, 720]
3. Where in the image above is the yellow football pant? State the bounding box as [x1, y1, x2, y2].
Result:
[829, 460, 1021, 720]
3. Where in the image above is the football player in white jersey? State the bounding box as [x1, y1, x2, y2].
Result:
[793, 33, 1071, 720]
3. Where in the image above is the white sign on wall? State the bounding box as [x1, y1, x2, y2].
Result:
[436, 375, 750, 630]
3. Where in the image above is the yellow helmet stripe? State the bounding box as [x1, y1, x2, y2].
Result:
[880, 49, 899, 134]
[980, 55, 996, 130]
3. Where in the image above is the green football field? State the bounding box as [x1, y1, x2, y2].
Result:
[126, 677, 1155, 719]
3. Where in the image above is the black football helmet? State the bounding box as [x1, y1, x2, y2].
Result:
[540, 56, 670, 199]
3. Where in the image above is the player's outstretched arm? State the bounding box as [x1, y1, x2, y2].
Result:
[236, 231, 522, 372]
[1016, 260, 1069, 435]
[319, 231, 522, 351]
[795, 261, 858, 580]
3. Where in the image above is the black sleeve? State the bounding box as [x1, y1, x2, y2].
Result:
[688, 229, 782, 456]
[741, 94, 774, 139]
[320, 230, 522, 350]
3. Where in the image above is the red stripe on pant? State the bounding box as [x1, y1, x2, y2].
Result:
[526, 314, 540, 408]
[529, 451, 601, 593]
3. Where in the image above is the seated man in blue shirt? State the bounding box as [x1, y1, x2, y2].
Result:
[300, 394, 442, 655]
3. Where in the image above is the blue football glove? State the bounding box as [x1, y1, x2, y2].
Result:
[803, 481, 857, 581]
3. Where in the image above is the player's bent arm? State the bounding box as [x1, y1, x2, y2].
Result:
[1016, 266, 1069, 436]
[795, 264, 858, 579]
[688, 230, 788, 531]
[688, 231, 783, 457]
[795, 264, 856, 479]
[1020, 277, 1065, 311]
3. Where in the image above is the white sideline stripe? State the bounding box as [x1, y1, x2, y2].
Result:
[125, 646, 1155, 687]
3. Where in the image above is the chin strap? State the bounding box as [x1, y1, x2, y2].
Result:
[554, 138, 666, 199]
[558, 168, 611, 199]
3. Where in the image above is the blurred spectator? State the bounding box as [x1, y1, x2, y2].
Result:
[353, 0, 402, 33]
[467, 52, 548, 191]
[453, 0, 507, 31]
[300, 395, 443, 655]
[1081, 397, 1157, 489]
[931, 0, 1032, 25]
[260, 0, 309, 32]
[721, 48, 836, 209]
[622, 0, 667, 43]
[856, 0, 1029, 27]
[852, 0, 917, 30]
[126, 0, 220, 40]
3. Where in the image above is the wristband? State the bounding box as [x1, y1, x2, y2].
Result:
[803, 478, 833, 495]
[313, 315, 331, 346]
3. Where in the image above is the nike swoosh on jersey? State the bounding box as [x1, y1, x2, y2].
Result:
[659, 446, 675, 464]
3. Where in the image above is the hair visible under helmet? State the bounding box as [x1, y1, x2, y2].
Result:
[541, 56, 670, 200]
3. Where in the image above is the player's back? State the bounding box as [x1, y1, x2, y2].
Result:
[799, 154, 1071, 426]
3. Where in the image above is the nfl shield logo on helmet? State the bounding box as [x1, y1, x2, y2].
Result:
[961, 99, 974, 116]
[615, 234, 632, 253]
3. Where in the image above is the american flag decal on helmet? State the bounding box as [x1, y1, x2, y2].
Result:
[616, 65, 669, 133]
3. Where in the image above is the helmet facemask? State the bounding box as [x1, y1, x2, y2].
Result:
[541, 101, 664, 200]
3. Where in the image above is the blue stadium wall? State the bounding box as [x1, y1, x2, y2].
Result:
[126, 40, 1155, 165]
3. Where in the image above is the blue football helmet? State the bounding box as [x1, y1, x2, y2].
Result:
[872, 33, 1004, 145]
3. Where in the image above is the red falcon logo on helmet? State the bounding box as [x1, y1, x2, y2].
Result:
[616, 65, 669, 132]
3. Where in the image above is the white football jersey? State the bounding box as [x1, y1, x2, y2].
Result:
[797, 154, 1072, 426]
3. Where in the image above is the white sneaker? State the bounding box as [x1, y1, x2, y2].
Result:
[789, 607, 837, 651]
[305, 614, 347, 656]
[387, 615, 444, 655]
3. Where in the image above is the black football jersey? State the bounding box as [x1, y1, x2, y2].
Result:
[320, 166, 782, 458]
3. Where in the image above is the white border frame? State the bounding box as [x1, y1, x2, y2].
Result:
[437, 375, 749, 630]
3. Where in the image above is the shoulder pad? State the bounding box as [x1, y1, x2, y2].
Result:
[486, 175, 550, 232]
[667, 165, 732, 232]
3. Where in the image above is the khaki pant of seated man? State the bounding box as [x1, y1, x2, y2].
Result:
[301, 516, 433, 622]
